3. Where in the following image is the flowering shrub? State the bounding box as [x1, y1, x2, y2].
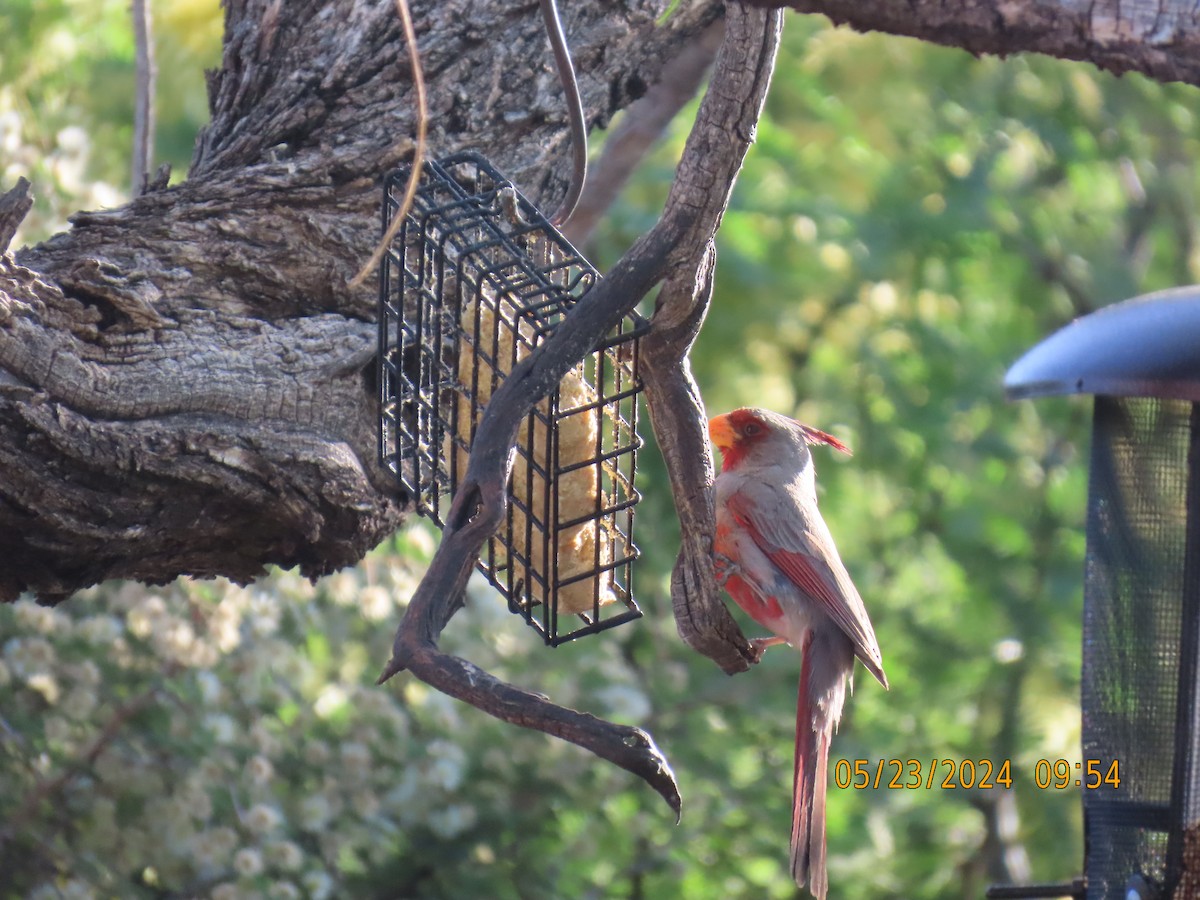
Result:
[0, 526, 659, 898]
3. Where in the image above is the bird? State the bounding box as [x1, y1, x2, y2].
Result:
[709, 407, 888, 900]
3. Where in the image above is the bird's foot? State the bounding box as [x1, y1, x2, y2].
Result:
[748, 635, 787, 663]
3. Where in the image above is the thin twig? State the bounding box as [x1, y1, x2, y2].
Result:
[132, 0, 156, 196]
[349, 0, 427, 288]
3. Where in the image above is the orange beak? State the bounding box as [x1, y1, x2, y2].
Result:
[708, 414, 736, 454]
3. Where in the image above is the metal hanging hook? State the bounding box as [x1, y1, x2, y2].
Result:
[539, 0, 587, 227]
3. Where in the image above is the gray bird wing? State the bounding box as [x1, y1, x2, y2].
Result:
[726, 483, 888, 688]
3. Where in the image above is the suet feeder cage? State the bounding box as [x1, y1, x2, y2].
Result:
[377, 152, 646, 645]
[1005, 288, 1200, 900]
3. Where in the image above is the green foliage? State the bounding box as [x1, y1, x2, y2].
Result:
[602, 19, 1200, 900]
[5, 8, 1200, 900]
[0, 0, 218, 245]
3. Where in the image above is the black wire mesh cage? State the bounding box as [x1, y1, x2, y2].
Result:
[1004, 289, 1200, 900]
[1082, 396, 1200, 900]
[377, 152, 646, 645]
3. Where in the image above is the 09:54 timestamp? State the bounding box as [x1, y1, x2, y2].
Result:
[834, 758, 1122, 790]
[1034, 758, 1121, 790]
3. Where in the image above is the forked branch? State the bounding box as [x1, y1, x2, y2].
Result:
[379, 3, 784, 813]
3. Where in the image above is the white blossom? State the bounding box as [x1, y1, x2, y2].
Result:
[4, 636, 56, 677]
[244, 754, 274, 785]
[14, 599, 68, 635]
[244, 803, 283, 835]
[428, 803, 478, 839]
[339, 742, 371, 775]
[182, 782, 213, 821]
[154, 619, 196, 662]
[210, 883, 242, 900]
[248, 589, 280, 636]
[994, 637, 1024, 664]
[325, 571, 360, 606]
[298, 794, 334, 833]
[61, 687, 98, 720]
[265, 839, 305, 872]
[126, 594, 167, 639]
[196, 670, 223, 705]
[267, 882, 301, 900]
[26, 672, 61, 704]
[595, 684, 651, 722]
[313, 685, 348, 719]
[43, 715, 72, 745]
[233, 847, 264, 877]
[425, 740, 467, 791]
[209, 602, 243, 653]
[358, 586, 393, 622]
[303, 740, 331, 766]
[76, 615, 123, 646]
[56, 125, 89, 154]
[250, 720, 282, 758]
[204, 713, 237, 745]
[67, 659, 101, 687]
[350, 790, 380, 820]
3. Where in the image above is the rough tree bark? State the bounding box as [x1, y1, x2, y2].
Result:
[6, 0, 1200, 603]
[0, 0, 725, 601]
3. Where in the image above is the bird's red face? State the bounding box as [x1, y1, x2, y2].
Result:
[708, 408, 771, 472]
[709, 408, 851, 473]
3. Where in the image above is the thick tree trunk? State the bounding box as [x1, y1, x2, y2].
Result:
[5, 0, 1200, 603]
[0, 0, 722, 601]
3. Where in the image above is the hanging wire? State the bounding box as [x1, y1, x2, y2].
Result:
[539, 0, 587, 227]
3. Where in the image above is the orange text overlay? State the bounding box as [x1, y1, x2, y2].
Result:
[833, 758, 1121, 791]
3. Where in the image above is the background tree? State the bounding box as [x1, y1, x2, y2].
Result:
[4, 0, 1200, 897]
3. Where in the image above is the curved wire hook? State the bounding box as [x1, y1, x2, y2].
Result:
[539, 0, 587, 227]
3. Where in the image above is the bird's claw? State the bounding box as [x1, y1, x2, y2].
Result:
[748, 636, 787, 664]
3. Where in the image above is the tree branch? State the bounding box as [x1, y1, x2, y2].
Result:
[378, 2, 783, 810]
[0, 178, 32, 255]
[750, 0, 1200, 86]
[643, 249, 756, 675]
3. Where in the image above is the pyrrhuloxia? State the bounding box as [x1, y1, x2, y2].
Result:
[709, 407, 888, 900]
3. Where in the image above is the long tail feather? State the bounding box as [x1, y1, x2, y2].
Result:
[791, 633, 818, 894]
[809, 729, 831, 898]
[791, 631, 851, 900]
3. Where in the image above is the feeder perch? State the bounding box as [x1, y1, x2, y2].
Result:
[1005, 287, 1200, 900]
[377, 152, 647, 645]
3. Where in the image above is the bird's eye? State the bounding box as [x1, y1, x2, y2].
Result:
[742, 422, 761, 437]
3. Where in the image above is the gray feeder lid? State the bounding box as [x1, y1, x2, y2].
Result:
[1005, 286, 1200, 402]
